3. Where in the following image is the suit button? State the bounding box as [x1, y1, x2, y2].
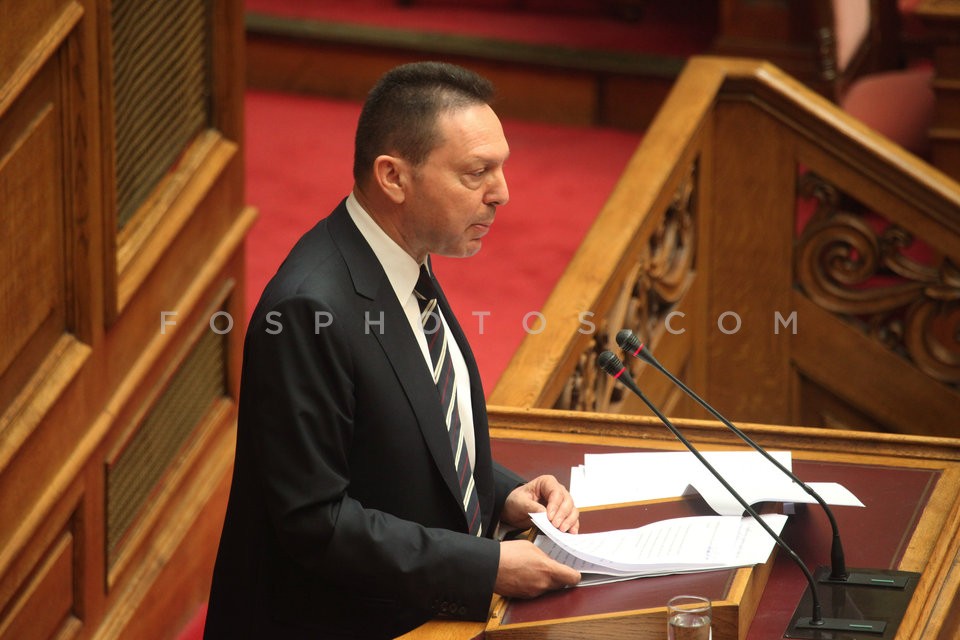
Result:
[458, 606, 467, 616]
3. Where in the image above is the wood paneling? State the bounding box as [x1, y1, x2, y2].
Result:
[0, 0, 249, 637]
[705, 101, 797, 423]
[0, 1, 81, 116]
[796, 374, 892, 432]
[110, 0, 210, 230]
[0, 66, 65, 402]
[244, 14, 684, 131]
[113, 132, 237, 312]
[0, 480, 85, 640]
[791, 293, 960, 437]
[917, 0, 960, 182]
[0, 532, 76, 640]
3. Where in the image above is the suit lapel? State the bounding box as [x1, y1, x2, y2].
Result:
[327, 203, 466, 517]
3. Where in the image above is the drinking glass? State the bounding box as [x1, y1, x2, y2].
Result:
[667, 595, 712, 640]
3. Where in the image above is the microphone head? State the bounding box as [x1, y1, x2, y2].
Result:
[617, 328, 660, 367]
[597, 350, 626, 377]
[616, 329, 641, 352]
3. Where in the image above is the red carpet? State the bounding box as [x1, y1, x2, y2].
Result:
[245, 0, 716, 57]
[243, 89, 641, 393]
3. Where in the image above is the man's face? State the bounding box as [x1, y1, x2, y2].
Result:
[401, 103, 510, 261]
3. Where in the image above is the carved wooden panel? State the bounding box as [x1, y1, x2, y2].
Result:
[795, 170, 960, 389]
[554, 162, 698, 413]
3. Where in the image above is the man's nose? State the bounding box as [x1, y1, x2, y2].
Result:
[486, 169, 509, 206]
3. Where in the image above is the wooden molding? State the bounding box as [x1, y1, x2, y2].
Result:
[112, 132, 238, 316]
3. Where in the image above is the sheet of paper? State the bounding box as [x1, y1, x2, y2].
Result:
[571, 450, 794, 507]
[530, 510, 788, 586]
[690, 477, 865, 516]
[570, 451, 863, 517]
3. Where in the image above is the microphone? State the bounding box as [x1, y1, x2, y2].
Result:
[596, 351, 827, 628]
[609, 333, 920, 634]
[614, 329, 856, 582]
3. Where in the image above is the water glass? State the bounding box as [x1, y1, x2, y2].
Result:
[667, 595, 712, 640]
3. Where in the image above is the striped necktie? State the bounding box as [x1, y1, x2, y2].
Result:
[414, 266, 482, 537]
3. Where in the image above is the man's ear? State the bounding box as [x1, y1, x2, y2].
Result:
[372, 154, 407, 204]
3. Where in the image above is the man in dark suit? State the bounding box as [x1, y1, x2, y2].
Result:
[205, 62, 581, 638]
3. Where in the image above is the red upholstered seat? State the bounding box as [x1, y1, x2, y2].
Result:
[840, 66, 935, 158]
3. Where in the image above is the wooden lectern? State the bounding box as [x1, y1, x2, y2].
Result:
[401, 406, 960, 640]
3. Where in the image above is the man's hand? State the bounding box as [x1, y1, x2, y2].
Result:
[494, 540, 581, 598]
[500, 474, 579, 533]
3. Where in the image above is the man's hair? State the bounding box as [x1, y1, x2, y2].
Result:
[353, 61, 495, 184]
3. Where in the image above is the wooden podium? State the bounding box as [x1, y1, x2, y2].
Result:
[401, 406, 960, 640]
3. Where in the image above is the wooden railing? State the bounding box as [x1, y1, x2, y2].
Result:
[489, 56, 960, 438]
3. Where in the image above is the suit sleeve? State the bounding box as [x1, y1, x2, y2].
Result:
[245, 294, 500, 620]
[492, 462, 525, 518]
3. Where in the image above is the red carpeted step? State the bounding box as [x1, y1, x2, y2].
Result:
[245, 0, 716, 57]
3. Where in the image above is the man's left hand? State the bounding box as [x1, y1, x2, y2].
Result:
[501, 475, 579, 534]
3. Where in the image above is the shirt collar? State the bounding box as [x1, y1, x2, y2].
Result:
[345, 191, 425, 303]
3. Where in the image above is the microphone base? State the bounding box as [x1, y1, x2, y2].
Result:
[785, 566, 920, 639]
[821, 571, 911, 589]
[793, 617, 886, 634]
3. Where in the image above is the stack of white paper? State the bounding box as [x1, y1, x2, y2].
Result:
[531, 511, 789, 586]
[569, 450, 863, 516]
